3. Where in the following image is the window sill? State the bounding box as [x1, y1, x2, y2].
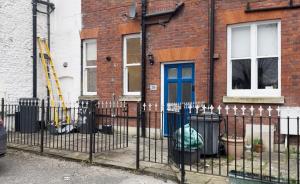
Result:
[223, 96, 285, 104]
[78, 95, 99, 101]
[119, 95, 141, 102]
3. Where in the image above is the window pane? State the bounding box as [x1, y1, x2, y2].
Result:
[231, 26, 251, 58]
[168, 68, 177, 79]
[182, 83, 192, 103]
[182, 67, 192, 79]
[168, 83, 177, 103]
[232, 59, 251, 89]
[87, 68, 96, 92]
[128, 66, 141, 92]
[257, 23, 278, 57]
[258, 57, 278, 89]
[127, 37, 141, 64]
[86, 41, 97, 61]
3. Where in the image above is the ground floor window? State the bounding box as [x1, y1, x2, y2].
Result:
[83, 39, 97, 95]
[123, 34, 141, 96]
[227, 20, 281, 97]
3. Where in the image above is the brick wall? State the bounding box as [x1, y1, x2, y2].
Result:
[82, 0, 300, 129]
[214, 0, 300, 106]
[82, 0, 210, 121]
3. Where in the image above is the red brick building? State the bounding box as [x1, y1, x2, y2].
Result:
[80, 0, 300, 133]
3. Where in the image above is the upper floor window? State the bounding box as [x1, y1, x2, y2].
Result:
[83, 39, 97, 95]
[123, 34, 141, 96]
[227, 21, 281, 97]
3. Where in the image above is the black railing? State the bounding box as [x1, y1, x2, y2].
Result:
[1, 98, 129, 162]
[137, 103, 300, 184]
[2, 98, 300, 184]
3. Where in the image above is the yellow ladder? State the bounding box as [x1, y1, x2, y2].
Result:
[37, 37, 70, 126]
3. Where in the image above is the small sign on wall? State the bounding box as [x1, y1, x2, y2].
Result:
[149, 84, 157, 91]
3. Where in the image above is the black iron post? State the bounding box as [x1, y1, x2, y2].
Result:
[80, 40, 83, 96]
[46, 0, 51, 100]
[47, 0, 50, 46]
[32, 0, 37, 98]
[180, 104, 185, 183]
[89, 102, 95, 163]
[208, 0, 215, 105]
[41, 99, 45, 153]
[136, 103, 141, 170]
[126, 103, 129, 147]
[141, 0, 147, 137]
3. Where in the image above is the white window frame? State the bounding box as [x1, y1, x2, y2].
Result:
[227, 20, 281, 97]
[123, 34, 141, 96]
[83, 39, 97, 96]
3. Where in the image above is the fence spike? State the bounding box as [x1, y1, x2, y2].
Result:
[250, 106, 254, 116]
[276, 106, 280, 116]
[225, 105, 229, 115]
[177, 103, 181, 112]
[188, 104, 192, 113]
[202, 104, 207, 112]
[148, 103, 152, 111]
[233, 105, 237, 116]
[217, 105, 222, 115]
[167, 103, 170, 111]
[267, 106, 272, 117]
[259, 106, 263, 116]
[143, 103, 146, 111]
[195, 104, 200, 114]
[210, 105, 214, 114]
[241, 105, 246, 116]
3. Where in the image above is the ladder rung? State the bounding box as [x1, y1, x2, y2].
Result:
[39, 53, 50, 60]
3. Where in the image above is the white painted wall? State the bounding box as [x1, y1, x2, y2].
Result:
[0, 0, 46, 101]
[0, 0, 81, 103]
[50, 0, 81, 103]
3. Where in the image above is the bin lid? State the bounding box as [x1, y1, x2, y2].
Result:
[188, 111, 221, 122]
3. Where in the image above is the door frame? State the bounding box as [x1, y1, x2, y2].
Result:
[160, 61, 195, 135]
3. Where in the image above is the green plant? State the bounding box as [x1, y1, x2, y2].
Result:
[253, 138, 263, 146]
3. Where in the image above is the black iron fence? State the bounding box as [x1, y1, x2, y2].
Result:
[137, 102, 300, 184]
[0, 98, 129, 162]
[2, 97, 300, 183]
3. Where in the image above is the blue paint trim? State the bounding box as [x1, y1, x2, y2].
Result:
[163, 63, 195, 135]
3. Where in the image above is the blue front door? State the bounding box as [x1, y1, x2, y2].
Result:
[164, 63, 195, 135]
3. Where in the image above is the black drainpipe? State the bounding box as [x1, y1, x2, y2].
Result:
[80, 40, 83, 96]
[33, 0, 37, 98]
[47, 0, 51, 100]
[141, 0, 147, 137]
[208, 0, 215, 106]
[47, 0, 50, 47]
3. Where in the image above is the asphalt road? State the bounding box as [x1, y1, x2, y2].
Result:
[0, 150, 175, 184]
